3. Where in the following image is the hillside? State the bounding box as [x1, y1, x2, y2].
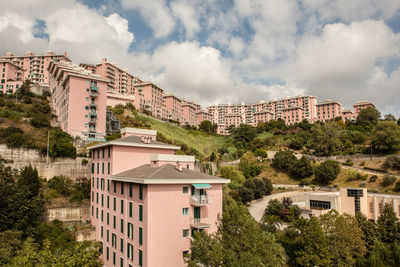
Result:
[110, 104, 228, 158]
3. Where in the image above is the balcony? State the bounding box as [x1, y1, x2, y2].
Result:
[88, 117, 97, 124]
[89, 111, 97, 117]
[191, 218, 210, 229]
[191, 195, 212, 206]
[90, 90, 98, 97]
[89, 102, 97, 108]
[90, 85, 98, 91]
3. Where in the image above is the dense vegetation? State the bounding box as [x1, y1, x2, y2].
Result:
[0, 159, 99, 266]
[0, 80, 76, 158]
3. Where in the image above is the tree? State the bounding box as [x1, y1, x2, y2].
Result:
[199, 120, 213, 133]
[357, 107, 381, 125]
[314, 160, 341, 184]
[185, 197, 286, 266]
[380, 174, 396, 187]
[295, 217, 332, 266]
[384, 114, 396, 121]
[377, 204, 400, 244]
[230, 124, 257, 147]
[383, 155, 400, 170]
[356, 212, 379, 252]
[30, 113, 50, 128]
[319, 211, 366, 266]
[289, 156, 313, 180]
[254, 149, 268, 159]
[311, 121, 342, 156]
[18, 165, 40, 197]
[219, 166, 245, 189]
[47, 175, 73, 196]
[271, 150, 297, 171]
[372, 121, 400, 153]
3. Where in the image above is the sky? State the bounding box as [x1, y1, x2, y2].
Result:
[0, 0, 400, 116]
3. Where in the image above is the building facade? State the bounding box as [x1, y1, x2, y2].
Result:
[0, 60, 25, 93]
[163, 94, 182, 122]
[88, 127, 229, 267]
[48, 60, 108, 141]
[2, 51, 70, 85]
[316, 100, 343, 122]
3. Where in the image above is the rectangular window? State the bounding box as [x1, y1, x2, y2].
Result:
[128, 223, 133, 239]
[114, 182, 117, 193]
[102, 162, 104, 174]
[121, 199, 124, 214]
[139, 227, 143, 245]
[182, 208, 189, 215]
[182, 186, 189, 194]
[96, 208, 98, 219]
[127, 243, 133, 260]
[108, 147, 111, 157]
[102, 148, 105, 158]
[310, 200, 331, 210]
[107, 180, 110, 191]
[96, 193, 98, 204]
[97, 163, 99, 174]
[120, 258, 123, 267]
[121, 219, 124, 233]
[113, 215, 116, 229]
[101, 226, 103, 238]
[101, 194, 104, 207]
[97, 149, 99, 159]
[101, 210, 103, 222]
[139, 184, 143, 199]
[107, 196, 109, 208]
[91, 163, 94, 174]
[107, 229, 109, 242]
[120, 238, 124, 253]
[106, 246, 109, 260]
[96, 178, 99, 189]
[129, 184, 133, 197]
[139, 249, 142, 266]
[112, 233, 117, 248]
[91, 191, 94, 202]
[107, 212, 109, 225]
[113, 197, 116, 211]
[113, 251, 115, 265]
[129, 202, 133, 217]
[108, 162, 110, 175]
[139, 205, 143, 221]
[121, 182, 124, 195]
[183, 229, 189, 237]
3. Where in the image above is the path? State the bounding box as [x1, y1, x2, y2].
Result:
[341, 165, 400, 178]
[248, 191, 309, 222]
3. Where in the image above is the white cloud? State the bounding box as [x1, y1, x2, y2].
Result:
[105, 13, 134, 45]
[170, 0, 200, 38]
[121, 0, 175, 38]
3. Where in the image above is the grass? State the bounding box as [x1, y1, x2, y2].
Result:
[140, 115, 228, 158]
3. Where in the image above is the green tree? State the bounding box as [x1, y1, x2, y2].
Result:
[47, 175, 73, 197]
[357, 106, 381, 126]
[314, 160, 341, 184]
[311, 121, 342, 156]
[186, 197, 286, 266]
[271, 150, 297, 171]
[289, 156, 313, 180]
[18, 165, 40, 197]
[219, 166, 245, 189]
[356, 212, 379, 253]
[377, 204, 400, 244]
[372, 121, 400, 153]
[254, 149, 268, 159]
[199, 120, 213, 133]
[0, 230, 23, 265]
[384, 114, 396, 121]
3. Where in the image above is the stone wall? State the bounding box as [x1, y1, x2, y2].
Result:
[0, 144, 90, 181]
[45, 205, 90, 223]
[75, 229, 96, 242]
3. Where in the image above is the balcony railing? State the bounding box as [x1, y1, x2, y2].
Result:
[191, 218, 210, 229]
[190, 195, 211, 206]
[90, 90, 98, 97]
[88, 128, 96, 133]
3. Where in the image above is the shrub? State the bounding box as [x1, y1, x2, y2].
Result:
[239, 177, 273, 204]
[343, 158, 353, 166]
[238, 187, 254, 204]
[346, 171, 368, 182]
[289, 156, 313, 180]
[271, 150, 297, 171]
[395, 181, 400, 192]
[363, 166, 386, 173]
[81, 159, 88, 165]
[241, 164, 263, 179]
[314, 160, 341, 184]
[69, 177, 91, 203]
[369, 175, 378, 183]
[0, 126, 23, 138]
[381, 174, 397, 187]
[219, 166, 245, 189]
[383, 155, 400, 170]
[30, 113, 50, 128]
[254, 149, 268, 159]
[359, 182, 367, 187]
[47, 175, 73, 196]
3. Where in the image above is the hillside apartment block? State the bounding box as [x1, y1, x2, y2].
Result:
[88, 127, 229, 267]
[299, 188, 400, 222]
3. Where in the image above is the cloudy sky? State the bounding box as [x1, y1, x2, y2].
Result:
[1, 0, 400, 115]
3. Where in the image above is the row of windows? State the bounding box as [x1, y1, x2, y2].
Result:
[104, 244, 142, 267]
[93, 179, 144, 201]
[92, 147, 111, 159]
[91, 162, 111, 175]
[91, 200, 143, 222]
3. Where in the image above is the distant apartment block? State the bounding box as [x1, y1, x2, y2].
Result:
[300, 188, 400, 222]
[133, 83, 165, 118]
[163, 94, 182, 122]
[48, 60, 108, 141]
[88, 127, 229, 266]
[2, 51, 70, 85]
[0, 59, 25, 93]
[316, 100, 343, 122]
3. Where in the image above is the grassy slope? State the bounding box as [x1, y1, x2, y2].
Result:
[139, 115, 227, 158]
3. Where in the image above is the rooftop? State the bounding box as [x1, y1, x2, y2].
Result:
[110, 163, 230, 184]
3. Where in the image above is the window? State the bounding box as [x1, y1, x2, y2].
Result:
[182, 186, 189, 194]
[182, 208, 189, 215]
[121, 199, 124, 214]
[128, 223, 133, 239]
[120, 238, 124, 252]
[101, 226, 103, 238]
[102, 162, 104, 174]
[101, 210, 103, 221]
[108, 162, 110, 175]
[106, 246, 109, 260]
[139, 205, 143, 221]
[113, 252, 116, 265]
[97, 149, 99, 159]
[369, 202, 374, 213]
[96, 178, 99, 189]
[113, 215, 116, 229]
[112, 233, 117, 248]
[107, 196, 109, 208]
[91, 191, 94, 202]
[107, 213, 109, 225]
[139, 227, 143, 245]
[102, 148, 105, 158]
[121, 182, 124, 195]
[129, 202, 133, 217]
[96, 193, 98, 203]
[97, 163, 99, 174]
[107, 179, 110, 191]
[96, 208, 98, 218]
[310, 200, 331, 210]
[129, 184, 133, 197]
[114, 182, 117, 193]
[91, 206, 93, 216]
[139, 184, 143, 199]
[113, 197, 116, 211]
[139, 249, 143, 266]
[121, 219, 124, 233]
[101, 194, 104, 207]
[91, 163, 94, 174]
[127, 243, 133, 260]
[108, 147, 111, 157]
[183, 229, 189, 237]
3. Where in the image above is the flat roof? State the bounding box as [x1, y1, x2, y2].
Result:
[88, 134, 180, 150]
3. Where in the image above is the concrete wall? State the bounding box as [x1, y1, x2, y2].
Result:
[45, 205, 90, 223]
[75, 229, 96, 242]
[0, 144, 90, 181]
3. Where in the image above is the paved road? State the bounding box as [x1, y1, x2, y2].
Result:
[248, 191, 309, 222]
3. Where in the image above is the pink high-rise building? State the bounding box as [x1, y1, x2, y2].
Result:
[316, 100, 343, 122]
[48, 60, 108, 141]
[133, 83, 165, 118]
[281, 107, 305, 125]
[224, 114, 243, 129]
[88, 127, 229, 267]
[0, 60, 25, 93]
[353, 101, 376, 115]
[253, 110, 274, 126]
[196, 111, 213, 126]
[271, 94, 317, 123]
[181, 103, 197, 126]
[163, 94, 182, 122]
[2, 51, 70, 85]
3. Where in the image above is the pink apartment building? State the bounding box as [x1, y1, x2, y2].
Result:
[281, 107, 305, 125]
[224, 114, 243, 129]
[353, 101, 376, 115]
[48, 60, 108, 141]
[2, 51, 70, 85]
[163, 94, 182, 122]
[196, 111, 213, 126]
[252, 110, 274, 126]
[133, 83, 165, 118]
[88, 127, 229, 267]
[0, 60, 25, 93]
[316, 100, 343, 122]
[181, 103, 197, 126]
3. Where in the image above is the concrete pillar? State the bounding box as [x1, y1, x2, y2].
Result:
[374, 197, 378, 222]
[393, 199, 397, 218]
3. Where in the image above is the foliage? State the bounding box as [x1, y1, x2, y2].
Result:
[288, 156, 313, 180]
[219, 166, 245, 189]
[271, 150, 297, 172]
[185, 197, 286, 266]
[199, 120, 215, 133]
[314, 160, 341, 184]
[372, 121, 400, 153]
[69, 177, 91, 203]
[383, 155, 400, 170]
[357, 107, 381, 126]
[380, 174, 396, 187]
[254, 148, 268, 159]
[377, 204, 400, 244]
[238, 177, 273, 204]
[47, 175, 73, 197]
[49, 128, 76, 158]
[106, 131, 121, 141]
[30, 113, 50, 128]
[311, 121, 343, 155]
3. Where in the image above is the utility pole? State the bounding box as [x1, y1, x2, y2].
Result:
[46, 131, 50, 166]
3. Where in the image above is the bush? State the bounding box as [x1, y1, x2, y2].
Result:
[30, 113, 50, 128]
[241, 164, 263, 179]
[369, 175, 378, 183]
[289, 156, 313, 180]
[395, 181, 400, 192]
[69, 177, 91, 203]
[271, 150, 297, 171]
[47, 175, 73, 196]
[239, 177, 273, 204]
[254, 149, 268, 159]
[314, 160, 341, 184]
[219, 166, 245, 189]
[346, 171, 368, 182]
[363, 166, 386, 173]
[343, 158, 353, 166]
[383, 155, 400, 170]
[381, 174, 397, 187]
[81, 159, 88, 165]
